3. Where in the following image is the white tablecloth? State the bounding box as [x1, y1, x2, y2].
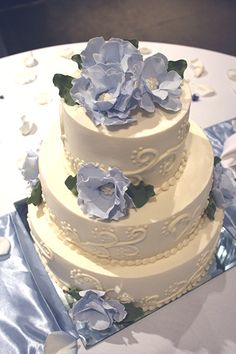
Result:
[1, 42, 236, 354]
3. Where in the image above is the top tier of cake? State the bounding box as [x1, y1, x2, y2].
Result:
[61, 81, 191, 187]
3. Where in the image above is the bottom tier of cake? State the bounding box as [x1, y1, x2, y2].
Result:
[28, 204, 223, 311]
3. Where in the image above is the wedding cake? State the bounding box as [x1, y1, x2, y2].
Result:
[26, 38, 224, 312]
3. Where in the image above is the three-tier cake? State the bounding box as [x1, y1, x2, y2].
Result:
[27, 38, 223, 311]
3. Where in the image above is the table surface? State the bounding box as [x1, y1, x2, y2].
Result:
[1, 42, 236, 354]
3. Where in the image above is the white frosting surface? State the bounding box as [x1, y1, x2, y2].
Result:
[28, 205, 223, 310]
[61, 82, 191, 186]
[36, 120, 214, 262]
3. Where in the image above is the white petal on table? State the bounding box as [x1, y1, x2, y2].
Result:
[227, 69, 236, 81]
[23, 51, 38, 67]
[192, 83, 216, 97]
[0, 237, 11, 257]
[19, 115, 37, 136]
[35, 91, 52, 105]
[44, 331, 78, 354]
[15, 70, 37, 84]
[60, 47, 75, 59]
[190, 58, 205, 77]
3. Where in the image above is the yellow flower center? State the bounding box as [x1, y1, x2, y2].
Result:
[145, 77, 159, 91]
[100, 183, 115, 196]
[99, 92, 113, 101]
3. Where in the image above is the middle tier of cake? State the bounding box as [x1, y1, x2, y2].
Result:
[38, 120, 214, 264]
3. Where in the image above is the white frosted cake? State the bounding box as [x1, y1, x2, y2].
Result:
[26, 38, 224, 312]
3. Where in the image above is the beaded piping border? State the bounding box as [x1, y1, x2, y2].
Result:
[33, 234, 218, 312]
[43, 203, 207, 266]
[63, 145, 188, 195]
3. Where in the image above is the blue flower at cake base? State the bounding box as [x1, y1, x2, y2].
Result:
[70, 62, 140, 126]
[21, 150, 39, 186]
[70, 290, 127, 331]
[137, 53, 182, 112]
[76, 163, 134, 220]
[212, 162, 236, 208]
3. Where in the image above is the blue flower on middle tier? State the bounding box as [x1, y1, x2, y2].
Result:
[137, 53, 182, 112]
[76, 163, 134, 220]
[70, 63, 140, 126]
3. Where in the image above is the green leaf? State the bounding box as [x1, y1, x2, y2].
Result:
[124, 38, 139, 48]
[64, 287, 82, 301]
[168, 59, 187, 78]
[122, 303, 144, 323]
[214, 156, 221, 166]
[65, 175, 78, 196]
[53, 74, 76, 106]
[27, 180, 43, 206]
[205, 193, 216, 220]
[71, 54, 83, 69]
[127, 181, 155, 208]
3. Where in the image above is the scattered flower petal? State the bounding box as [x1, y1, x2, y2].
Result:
[21, 150, 39, 185]
[35, 91, 52, 105]
[190, 58, 205, 77]
[23, 51, 38, 67]
[0, 237, 11, 257]
[19, 115, 37, 135]
[227, 69, 236, 81]
[139, 47, 152, 55]
[60, 47, 75, 59]
[15, 70, 37, 84]
[193, 83, 216, 97]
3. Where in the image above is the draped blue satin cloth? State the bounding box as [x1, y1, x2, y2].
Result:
[0, 212, 77, 354]
[0, 118, 235, 353]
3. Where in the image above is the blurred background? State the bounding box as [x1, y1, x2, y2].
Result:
[0, 0, 236, 57]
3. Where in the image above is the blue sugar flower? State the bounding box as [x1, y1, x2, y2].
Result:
[71, 63, 139, 126]
[212, 162, 236, 209]
[71, 289, 127, 331]
[76, 163, 134, 220]
[138, 53, 182, 112]
[80, 37, 142, 73]
[21, 150, 39, 186]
